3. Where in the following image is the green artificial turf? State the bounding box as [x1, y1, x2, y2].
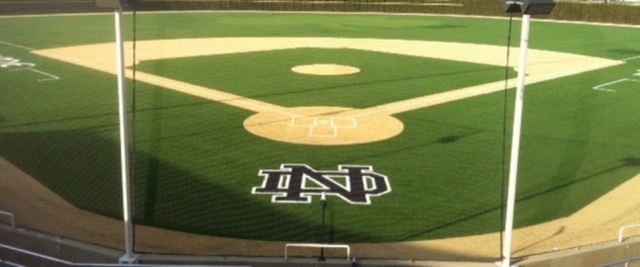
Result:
[1, 12, 639, 245]
[134, 48, 509, 108]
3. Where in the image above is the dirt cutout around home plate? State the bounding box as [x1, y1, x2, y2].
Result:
[244, 106, 403, 145]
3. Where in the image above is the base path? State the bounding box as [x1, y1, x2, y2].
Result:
[32, 37, 623, 145]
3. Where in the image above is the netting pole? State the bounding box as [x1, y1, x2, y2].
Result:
[502, 13, 531, 267]
[115, 6, 138, 264]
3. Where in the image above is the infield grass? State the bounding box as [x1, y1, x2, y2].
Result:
[134, 48, 511, 108]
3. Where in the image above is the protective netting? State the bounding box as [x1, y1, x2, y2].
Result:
[0, 10, 125, 255]
[123, 8, 509, 259]
[1, 0, 640, 264]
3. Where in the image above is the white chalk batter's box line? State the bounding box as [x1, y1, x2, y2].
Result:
[290, 116, 357, 138]
[593, 78, 640, 92]
[1, 52, 60, 82]
[8, 67, 60, 82]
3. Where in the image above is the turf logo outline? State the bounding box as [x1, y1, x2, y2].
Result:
[0, 55, 35, 68]
[253, 164, 391, 205]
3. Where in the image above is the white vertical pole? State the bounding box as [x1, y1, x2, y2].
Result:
[502, 14, 531, 267]
[115, 7, 137, 263]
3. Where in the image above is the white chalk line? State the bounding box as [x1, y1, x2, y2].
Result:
[131, 69, 294, 116]
[0, 41, 34, 51]
[290, 116, 359, 138]
[593, 78, 640, 93]
[28, 68, 60, 82]
[1, 42, 59, 82]
[622, 55, 640, 61]
[8, 67, 60, 82]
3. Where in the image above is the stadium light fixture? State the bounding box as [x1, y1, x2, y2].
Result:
[94, 0, 138, 8]
[522, 0, 556, 15]
[504, 0, 556, 15]
[503, 1, 522, 13]
[95, 0, 139, 263]
[502, 1, 555, 267]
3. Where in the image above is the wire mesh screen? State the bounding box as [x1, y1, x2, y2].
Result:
[126, 6, 506, 261]
[1, 0, 640, 264]
[0, 7, 125, 253]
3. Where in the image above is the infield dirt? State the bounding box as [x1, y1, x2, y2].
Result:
[33, 37, 622, 146]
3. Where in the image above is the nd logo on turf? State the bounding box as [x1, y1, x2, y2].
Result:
[253, 164, 391, 205]
[0, 55, 35, 68]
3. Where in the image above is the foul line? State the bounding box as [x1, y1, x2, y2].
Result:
[353, 59, 624, 117]
[0, 41, 34, 51]
[622, 55, 640, 61]
[30, 68, 60, 82]
[132, 70, 293, 116]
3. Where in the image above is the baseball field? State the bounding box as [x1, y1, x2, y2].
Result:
[1, 10, 640, 260]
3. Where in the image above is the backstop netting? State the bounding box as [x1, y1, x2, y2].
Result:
[1, 0, 640, 264]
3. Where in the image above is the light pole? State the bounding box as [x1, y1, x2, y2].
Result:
[501, 1, 556, 267]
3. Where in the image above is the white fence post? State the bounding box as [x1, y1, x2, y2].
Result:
[0, 211, 15, 228]
[618, 224, 640, 243]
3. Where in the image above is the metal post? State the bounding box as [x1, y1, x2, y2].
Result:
[502, 14, 531, 267]
[319, 192, 327, 261]
[115, 7, 138, 264]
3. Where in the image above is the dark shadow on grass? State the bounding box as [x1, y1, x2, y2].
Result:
[436, 134, 471, 144]
[0, 112, 117, 129]
[0, 128, 372, 243]
[133, 152, 322, 241]
[517, 157, 640, 203]
[0, 100, 212, 130]
[0, 129, 123, 217]
[0, 127, 510, 260]
[608, 49, 640, 58]
[323, 130, 483, 168]
[396, 156, 640, 240]
[5, 127, 634, 258]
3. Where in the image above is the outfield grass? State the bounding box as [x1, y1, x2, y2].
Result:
[1, 12, 639, 245]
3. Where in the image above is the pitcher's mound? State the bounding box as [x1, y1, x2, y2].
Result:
[291, 64, 360, 76]
[244, 107, 403, 146]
